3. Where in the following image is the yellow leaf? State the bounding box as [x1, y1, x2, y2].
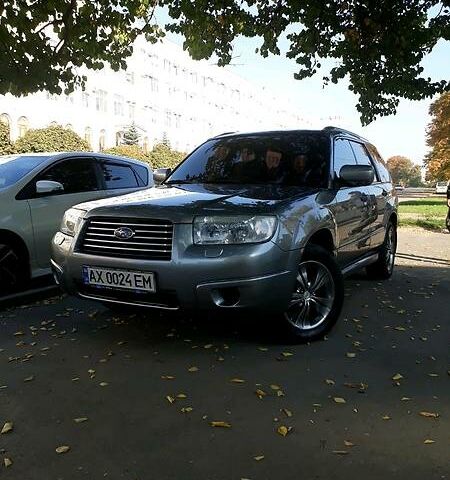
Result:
[1, 422, 13, 434]
[161, 375, 175, 380]
[382, 415, 391, 420]
[210, 421, 231, 428]
[277, 425, 292, 437]
[181, 407, 193, 413]
[428, 373, 438, 377]
[276, 390, 285, 397]
[401, 397, 411, 401]
[282, 408, 293, 417]
[281, 352, 293, 357]
[99, 382, 109, 387]
[344, 440, 354, 447]
[346, 352, 356, 358]
[166, 395, 175, 404]
[270, 384, 280, 390]
[325, 379, 335, 386]
[55, 446, 70, 454]
[13, 331, 24, 336]
[394, 326, 406, 331]
[254, 455, 265, 461]
[4, 457, 13, 468]
[188, 366, 199, 372]
[424, 439, 435, 444]
[258, 347, 268, 352]
[255, 389, 266, 399]
[392, 373, 403, 381]
[230, 378, 245, 384]
[24, 375, 34, 382]
[204, 344, 213, 349]
[419, 411, 439, 418]
[73, 417, 88, 423]
[333, 397, 346, 404]
[176, 393, 187, 399]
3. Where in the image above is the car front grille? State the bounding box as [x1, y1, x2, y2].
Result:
[78, 217, 173, 261]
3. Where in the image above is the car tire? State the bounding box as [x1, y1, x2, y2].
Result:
[279, 245, 344, 343]
[0, 241, 28, 293]
[366, 221, 397, 280]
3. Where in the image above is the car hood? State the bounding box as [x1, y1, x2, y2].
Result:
[75, 183, 316, 223]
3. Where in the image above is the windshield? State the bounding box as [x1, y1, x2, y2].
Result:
[0, 155, 51, 189]
[167, 133, 330, 188]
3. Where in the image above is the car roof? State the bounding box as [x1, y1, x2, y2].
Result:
[212, 126, 368, 143]
[10, 151, 151, 168]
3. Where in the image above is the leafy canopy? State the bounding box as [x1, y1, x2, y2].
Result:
[387, 155, 423, 187]
[14, 126, 90, 153]
[1, 1, 449, 124]
[424, 92, 450, 181]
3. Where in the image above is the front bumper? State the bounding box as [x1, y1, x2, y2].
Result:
[51, 229, 301, 312]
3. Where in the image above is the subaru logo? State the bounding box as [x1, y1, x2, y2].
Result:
[114, 227, 135, 240]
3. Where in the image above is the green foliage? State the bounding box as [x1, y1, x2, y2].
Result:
[161, 132, 171, 148]
[147, 143, 185, 170]
[1, 1, 449, 124]
[122, 124, 141, 146]
[424, 92, 450, 182]
[13, 126, 90, 153]
[399, 198, 447, 231]
[386, 155, 423, 187]
[104, 143, 185, 170]
[0, 122, 12, 155]
[104, 145, 151, 163]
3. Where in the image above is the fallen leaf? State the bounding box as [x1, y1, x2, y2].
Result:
[257, 347, 268, 352]
[1, 422, 13, 434]
[203, 344, 213, 349]
[24, 375, 34, 382]
[161, 375, 175, 380]
[230, 378, 245, 384]
[254, 455, 265, 461]
[270, 384, 280, 390]
[344, 440, 354, 447]
[210, 421, 231, 428]
[99, 382, 109, 387]
[281, 352, 293, 357]
[73, 417, 88, 423]
[346, 352, 356, 358]
[419, 411, 439, 418]
[166, 395, 175, 404]
[282, 408, 293, 418]
[4, 457, 12, 468]
[333, 397, 346, 404]
[176, 393, 187, 399]
[325, 379, 335, 386]
[392, 373, 403, 381]
[423, 439, 435, 444]
[277, 425, 292, 437]
[255, 389, 266, 399]
[332, 450, 349, 455]
[55, 446, 70, 454]
[181, 407, 193, 413]
[276, 390, 285, 397]
[382, 415, 391, 420]
[188, 366, 199, 372]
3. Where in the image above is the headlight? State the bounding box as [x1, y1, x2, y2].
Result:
[61, 208, 85, 237]
[193, 215, 277, 245]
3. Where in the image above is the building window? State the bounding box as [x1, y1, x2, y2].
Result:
[82, 92, 89, 108]
[114, 95, 124, 116]
[126, 72, 135, 84]
[149, 76, 159, 92]
[84, 127, 92, 146]
[99, 129, 106, 151]
[17, 116, 29, 138]
[49, 121, 58, 127]
[95, 90, 107, 112]
[0, 113, 10, 128]
[164, 109, 171, 127]
[128, 102, 135, 119]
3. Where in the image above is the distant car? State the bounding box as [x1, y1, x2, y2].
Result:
[394, 184, 404, 192]
[435, 181, 448, 194]
[0, 152, 152, 292]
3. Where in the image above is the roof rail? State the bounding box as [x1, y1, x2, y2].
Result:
[322, 125, 366, 140]
[214, 131, 237, 137]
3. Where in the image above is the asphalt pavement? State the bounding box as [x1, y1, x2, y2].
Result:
[0, 228, 449, 480]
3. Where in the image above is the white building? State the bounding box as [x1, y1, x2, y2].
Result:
[0, 37, 312, 153]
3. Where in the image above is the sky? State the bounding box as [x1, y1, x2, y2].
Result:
[156, 9, 450, 166]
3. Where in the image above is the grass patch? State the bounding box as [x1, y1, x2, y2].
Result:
[399, 198, 448, 231]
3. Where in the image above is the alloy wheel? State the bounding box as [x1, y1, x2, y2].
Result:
[285, 260, 335, 331]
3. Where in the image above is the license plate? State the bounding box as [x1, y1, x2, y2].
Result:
[82, 266, 156, 293]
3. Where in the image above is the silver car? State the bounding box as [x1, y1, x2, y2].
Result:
[0, 152, 152, 292]
[52, 128, 398, 342]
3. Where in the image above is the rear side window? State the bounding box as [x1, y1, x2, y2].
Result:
[349, 142, 372, 166]
[133, 164, 150, 186]
[38, 158, 100, 194]
[333, 139, 356, 178]
[100, 162, 139, 189]
[366, 144, 391, 183]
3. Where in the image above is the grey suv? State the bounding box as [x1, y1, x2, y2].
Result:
[52, 127, 397, 341]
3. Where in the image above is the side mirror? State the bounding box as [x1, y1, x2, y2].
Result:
[339, 165, 374, 187]
[153, 168, 172, 185]
[36, 180, 65, 195]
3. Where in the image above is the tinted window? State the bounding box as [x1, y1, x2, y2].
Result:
[0, 155, 51, 189]
[133, 164, 150, 186]
[366, 144, 391, 183]
[333, 139, 356, 177]
[350, 141, 372, 167]
[38, 158, 99, 194]
[100, 162, 139, 189]
[167, 133, 330, 187]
